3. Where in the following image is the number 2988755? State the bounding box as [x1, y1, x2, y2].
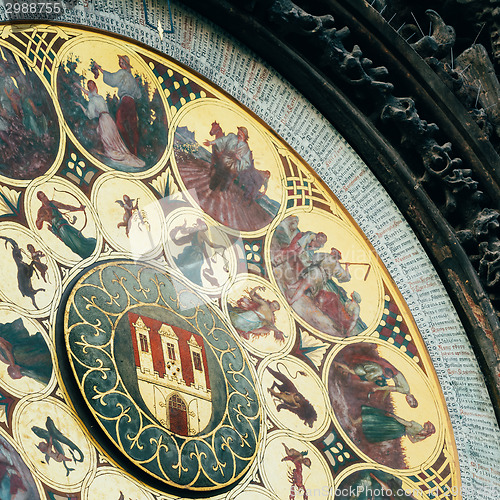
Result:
[4, 2, 63, 15]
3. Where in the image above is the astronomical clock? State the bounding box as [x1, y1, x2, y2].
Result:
[0, 1, 497, 499]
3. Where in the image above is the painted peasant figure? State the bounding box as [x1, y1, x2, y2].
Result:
[353, 406, 435, 444]
[335, 355, 419, 407]
[0, 318, 51, 385]
[94, 55, 141, 155]
[75, 81, 144, 169]
[0, 66, 17, 139]
[228, 286, 285, 342]
[204, 126, 253, 191]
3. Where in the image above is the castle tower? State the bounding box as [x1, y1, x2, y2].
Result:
[158, 323, 184, 382]
[129, 312, 212, 436]
[133, 317, 154, 374]
[188, 334, 207, 391]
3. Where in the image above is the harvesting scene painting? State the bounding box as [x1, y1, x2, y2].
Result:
[173, 102, 282, 233]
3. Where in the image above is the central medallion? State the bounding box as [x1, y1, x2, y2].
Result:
[63, 260, 261, 491]
[116, 307, 223, 437]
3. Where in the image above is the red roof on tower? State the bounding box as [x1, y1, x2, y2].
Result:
[128, 312, 211, 389]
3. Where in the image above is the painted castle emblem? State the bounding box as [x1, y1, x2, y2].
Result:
[129, 313, 212, 436]
[63, 261, 261, 490]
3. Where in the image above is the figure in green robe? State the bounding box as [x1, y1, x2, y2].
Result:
[35, 191, 96, 259]
[0, 318, 51, 385]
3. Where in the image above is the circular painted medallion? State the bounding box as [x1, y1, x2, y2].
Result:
[62, 260, 261, 491]
[56, 37, 169, 174]
[326, 341, 443, 470]
[172, 100, 284, 235]
[0, 44, 62, 183]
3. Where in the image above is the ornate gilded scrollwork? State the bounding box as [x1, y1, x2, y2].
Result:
[64, 260, 261, 491]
